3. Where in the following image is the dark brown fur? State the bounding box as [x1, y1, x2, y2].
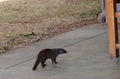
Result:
[32, 48, 67, 70]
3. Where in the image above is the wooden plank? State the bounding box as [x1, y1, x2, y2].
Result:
[115, 12, 120, 18]
[106, 0, 119, 58]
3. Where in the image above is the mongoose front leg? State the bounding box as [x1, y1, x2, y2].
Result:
[52, 57, 58, 64]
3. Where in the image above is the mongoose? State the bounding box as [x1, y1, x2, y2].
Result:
[32, 48, 67, 70]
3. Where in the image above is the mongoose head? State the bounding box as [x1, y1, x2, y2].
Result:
[58, 48, 67, 54]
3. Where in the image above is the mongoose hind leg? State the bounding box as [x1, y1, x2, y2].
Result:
[41, 59, 47, 68]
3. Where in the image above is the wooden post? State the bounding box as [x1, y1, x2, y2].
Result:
[106, 0, 119, 58]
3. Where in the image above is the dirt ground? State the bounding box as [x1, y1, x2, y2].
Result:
[0, 0, 100, 53]
[3, 19, 99, 51]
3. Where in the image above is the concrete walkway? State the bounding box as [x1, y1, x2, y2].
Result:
[0, 23, 120, 79]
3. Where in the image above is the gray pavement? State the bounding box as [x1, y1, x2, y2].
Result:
[0, 23, 120, 79]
